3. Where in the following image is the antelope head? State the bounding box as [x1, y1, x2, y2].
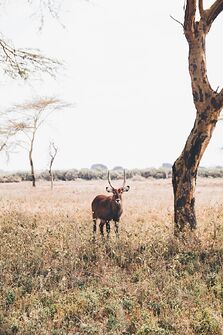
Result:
[106, 170, 130, 205]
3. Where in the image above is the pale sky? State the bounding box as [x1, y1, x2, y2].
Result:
[0, 0, 223, 171]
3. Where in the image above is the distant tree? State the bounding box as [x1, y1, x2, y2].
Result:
[10, 97, 69, 187]
[48, 141, 58, 189]
[172, 0, 223, 235]
[91, 163, 108, 171]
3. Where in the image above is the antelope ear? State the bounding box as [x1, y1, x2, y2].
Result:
[123, 185, 130, 192]
[106, 186, 113, 193]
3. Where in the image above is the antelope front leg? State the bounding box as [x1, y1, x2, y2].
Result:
[93, 218, 97, 237]
[106, 221, 110, 239]
[114, 221, 119, 237]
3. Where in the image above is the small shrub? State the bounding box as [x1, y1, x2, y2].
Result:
[107, 314, 118, 331]
[147, 301, 161, 317]
[122, 297, 133, 311]
[192, 309, 222, 335]
[5, 290, 15, 307]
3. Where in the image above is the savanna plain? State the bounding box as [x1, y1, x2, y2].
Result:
[1, 178, 223, 335]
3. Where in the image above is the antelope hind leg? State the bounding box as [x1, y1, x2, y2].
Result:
[99, 220, 105, 237]
[106, 221, 110, 239]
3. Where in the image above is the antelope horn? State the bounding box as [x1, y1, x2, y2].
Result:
[107, 171, 114, 189]
[122, 169, 126, 188]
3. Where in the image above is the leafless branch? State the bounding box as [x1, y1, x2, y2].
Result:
[170, 15, 184, 28]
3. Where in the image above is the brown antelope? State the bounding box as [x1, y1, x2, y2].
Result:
[91, 170, 130, 238]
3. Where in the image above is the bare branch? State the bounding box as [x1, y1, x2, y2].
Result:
[170, 15, 184, 28]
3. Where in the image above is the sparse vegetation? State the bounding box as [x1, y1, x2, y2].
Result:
[0, 179, 223, 334]
[1, 167, 223, 183]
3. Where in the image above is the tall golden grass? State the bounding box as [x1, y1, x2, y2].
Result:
[0, 178, 223, 334]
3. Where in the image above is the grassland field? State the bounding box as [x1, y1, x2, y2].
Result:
[1, 178, 223, 335]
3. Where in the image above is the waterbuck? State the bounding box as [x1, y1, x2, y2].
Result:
[91, 170, 130, 238]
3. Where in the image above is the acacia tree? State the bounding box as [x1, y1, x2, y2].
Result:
[172, 0, 223, 235]
[11, 97, 69, 187]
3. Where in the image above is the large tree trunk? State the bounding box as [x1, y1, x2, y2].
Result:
[173, 113, 219, 234]
[172, 0, 223, 235]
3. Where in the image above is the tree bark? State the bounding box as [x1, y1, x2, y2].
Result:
[172, 0, 223, 235]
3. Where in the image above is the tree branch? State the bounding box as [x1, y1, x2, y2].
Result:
[206, 0, 223, 26]
[49, 141, 58, 172]
[170, 15, 184, 28]
[184, 0, 197, 40]
[0, 38, 62, 79]
[198, 0, 205, 17]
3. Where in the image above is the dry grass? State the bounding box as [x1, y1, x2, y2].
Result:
[0, 178, 223, 335]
